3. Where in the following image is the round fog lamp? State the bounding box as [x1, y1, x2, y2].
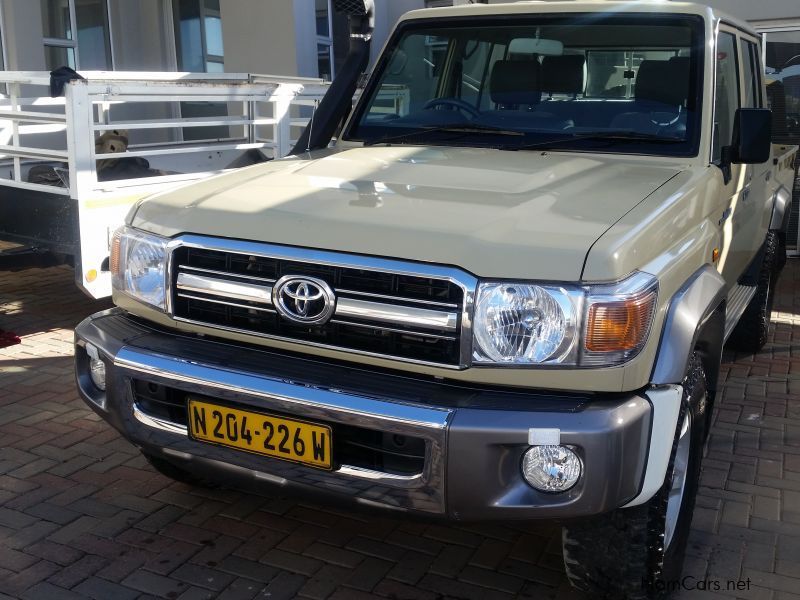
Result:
[89, 357, 106, 391]
[522, 445, 581, 492]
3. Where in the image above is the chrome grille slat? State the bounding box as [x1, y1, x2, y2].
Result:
[329, 319, 457, 341]
[179, 264, 277, 284]
[335, 297, 458, 332]
[177, 272, 273, 304]
[168, 237, 476, 368]
[336, 288, 459, 309]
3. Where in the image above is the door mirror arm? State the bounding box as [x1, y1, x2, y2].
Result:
[720, 146, 734, 185]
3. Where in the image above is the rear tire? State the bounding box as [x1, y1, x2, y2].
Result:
[562, 354, 707, 599]
[728, 231, 780, 354]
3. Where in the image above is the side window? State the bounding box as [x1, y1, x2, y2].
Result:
[713, 32, 740, 162]
[740, 38, 761, 108]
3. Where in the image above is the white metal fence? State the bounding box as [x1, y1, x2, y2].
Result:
[0, 71, 330, 199]
[0, 71, 330, 298]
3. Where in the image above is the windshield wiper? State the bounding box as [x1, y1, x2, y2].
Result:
[509, 130, 685, 151]
[363, 123, 524, 147]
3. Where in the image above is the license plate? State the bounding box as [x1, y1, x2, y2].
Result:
[187, 399, 332, 470]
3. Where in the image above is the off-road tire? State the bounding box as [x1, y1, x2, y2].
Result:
[562, 354, 707, 599]
[728, 231, 781, 354]
[142, 451, 216, 487]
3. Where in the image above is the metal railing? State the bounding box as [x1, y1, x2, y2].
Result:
[0, 71, 330, 199]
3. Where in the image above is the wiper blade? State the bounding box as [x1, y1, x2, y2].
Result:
[363, 124, 523, 147]
[511, 130, 685, 151]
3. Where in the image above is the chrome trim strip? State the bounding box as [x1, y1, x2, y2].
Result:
[177, 293, 277, 314]
[337, 464, 422, 483]
[177, 272, 273, 305]
[336, 297, 458, 332]
[167, 235, 478, 369]
[133, 403, 188, 435]
[173, 315, 464, 369]
[337, 288, 459, 309]
[329, 319, 456, 340]
[116, 346, 451, 429]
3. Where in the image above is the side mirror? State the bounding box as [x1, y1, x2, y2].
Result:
[731, 108, 772, 164]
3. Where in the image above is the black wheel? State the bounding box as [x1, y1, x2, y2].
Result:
[562, 354, 708, 599]
[728, 231, 780, 354]
[142, 451, 215, 487]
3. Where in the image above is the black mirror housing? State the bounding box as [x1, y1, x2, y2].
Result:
[732, 108, 772, 164]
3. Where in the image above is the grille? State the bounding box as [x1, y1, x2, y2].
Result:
[131, 381, 425, 476]
[170, 244, 467, 367]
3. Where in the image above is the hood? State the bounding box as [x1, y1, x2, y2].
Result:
[132, 146, 682, 281]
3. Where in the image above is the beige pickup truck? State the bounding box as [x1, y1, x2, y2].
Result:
[75, 1, 798, 597]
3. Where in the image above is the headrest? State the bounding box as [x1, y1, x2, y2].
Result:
[541, 55, 586, 95]
[635, 59, 690, 106]
[490, 60, 541, 106]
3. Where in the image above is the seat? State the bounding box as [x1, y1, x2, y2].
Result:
[541, 55, 586, 99]
[609, 58, 690, 136]
[481, 59, 571, 131]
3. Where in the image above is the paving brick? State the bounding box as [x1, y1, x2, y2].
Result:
[260, 549, 322, 577]
[47, 554, 109, 588]
[171, 563, 236, 592]
[257, 572, 306, 600]
[120, 569, 188, 597]
[20, 582, 85, 600]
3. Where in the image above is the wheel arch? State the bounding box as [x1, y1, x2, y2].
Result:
[650, 264, 726, 389]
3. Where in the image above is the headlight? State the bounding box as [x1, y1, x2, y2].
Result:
[472, 272, 657, 367]
[473, 283, 580, 364]
[111, 226, 169, 310]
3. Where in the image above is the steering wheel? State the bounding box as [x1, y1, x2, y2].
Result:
[423, 97, 481, 118]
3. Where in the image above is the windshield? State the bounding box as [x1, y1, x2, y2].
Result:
[345, 14, 704, 156]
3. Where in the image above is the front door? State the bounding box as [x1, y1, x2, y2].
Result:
[713, 28, 758, 285]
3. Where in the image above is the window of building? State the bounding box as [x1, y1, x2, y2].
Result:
[173, 0, 224, 72]
[41, 0, 113, 70]
[316, 0, 333, 80]
[173, 0, 226, 140]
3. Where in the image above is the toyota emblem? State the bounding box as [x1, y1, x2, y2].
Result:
[273, 276, 336, 325]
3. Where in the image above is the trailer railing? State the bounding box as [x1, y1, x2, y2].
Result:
[0, 71, 330, 199]
[0, 71, 330, 298]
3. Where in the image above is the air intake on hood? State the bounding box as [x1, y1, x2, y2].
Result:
[291, 0, 375, 155]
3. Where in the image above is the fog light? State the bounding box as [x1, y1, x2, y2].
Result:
[85, 343, 106, 391]
[522, 445, 582, 492]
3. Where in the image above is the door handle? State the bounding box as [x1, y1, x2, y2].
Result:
[766, 171, 772, 182]
[742, 188, 751, 202]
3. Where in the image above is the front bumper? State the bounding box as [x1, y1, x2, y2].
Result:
[75, 309, 656, 520]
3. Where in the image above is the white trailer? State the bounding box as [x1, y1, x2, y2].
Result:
[0, 71, 330, 298]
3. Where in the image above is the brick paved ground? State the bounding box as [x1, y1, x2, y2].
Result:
[1, 258, 799, 600]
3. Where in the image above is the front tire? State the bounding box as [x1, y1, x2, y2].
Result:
[562, 354, 707, 599]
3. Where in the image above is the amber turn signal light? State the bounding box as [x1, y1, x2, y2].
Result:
[110, 231, 122, 277]
[585, 291, 657, 353]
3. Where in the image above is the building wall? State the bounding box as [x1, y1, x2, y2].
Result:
[1, 1, 46, 70]
[223, 0, 300, 76]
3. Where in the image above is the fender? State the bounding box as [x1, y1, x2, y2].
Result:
[627, 266, 726, 507]
[650, 265, 726, 386]
[770, 186, 793, 233]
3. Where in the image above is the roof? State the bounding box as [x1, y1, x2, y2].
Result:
[400, 1, 757, 37]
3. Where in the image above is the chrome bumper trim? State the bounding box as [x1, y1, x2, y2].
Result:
[115, 347, 451, 430]
[133, 403, 188, 435]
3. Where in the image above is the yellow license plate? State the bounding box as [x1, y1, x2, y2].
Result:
[187, 399, 333, 470]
